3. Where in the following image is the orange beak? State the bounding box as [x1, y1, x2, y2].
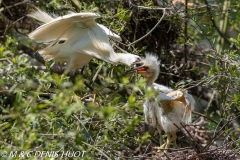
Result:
[136, 67, 147, 73]
[131, 66, 152, 78]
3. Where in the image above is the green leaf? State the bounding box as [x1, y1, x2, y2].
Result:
[15, 90, 23, 103]
[237, 33, 240, 42]
[234, 94, 240, 101]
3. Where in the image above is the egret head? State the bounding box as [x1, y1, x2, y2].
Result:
[132, 53, 160, 84]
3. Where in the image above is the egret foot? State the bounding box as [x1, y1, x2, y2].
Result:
[167, 132, 178, 149]
[154, 132, 178, 153]
[155, 143, 168, 153]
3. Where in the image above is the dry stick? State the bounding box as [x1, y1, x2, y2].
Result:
[179, 123, 204, 154]
[214, 116, 240, 147]
[1, 13, 30, 36]
[1, 1, 34, 34]
[0, 141, 18, 150]
[72, 115, 93, 142]
[154, 147, 192, 151]
[128, 9, 166, 46]
[82, 141, 111, 160]
[2, 0, 30, 10]
[217, 139, 239, 150]
[223, 130, 240, 145]
[112, 43, 129, 53]
[192, 111, 218, 124]
[204, 90, 216, 112]
[179, 124, 212, 159]
[204, 116, 239, 150]
[128, 1, 170, 46]
[173, 123, 197, 151]
[184, 77, 210, 90]
[2, 1, 13, 16]
[213, 119, 223, 138]
[92, 63, 103, 83]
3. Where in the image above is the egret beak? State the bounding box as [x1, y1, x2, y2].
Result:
[127, 61, 144, 73]
[131, 66, 152, 78]
[131, 65, 146, 73]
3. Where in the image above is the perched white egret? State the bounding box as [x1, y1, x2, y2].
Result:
[27, 8, 140, 70]
[132, 54, 195, 150]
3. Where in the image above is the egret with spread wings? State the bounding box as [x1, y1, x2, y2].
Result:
[132, 54, 195, 150]
[28, 8, 140, 70]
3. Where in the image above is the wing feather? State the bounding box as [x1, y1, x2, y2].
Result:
[98, 24, 122, 41]
[28, 8, 54, 24]
[28, 12, 101, 43]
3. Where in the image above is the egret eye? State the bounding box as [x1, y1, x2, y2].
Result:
[144, 66, 149, 70]
[135, 62, 143, 67]
[58, 40, 66, 44]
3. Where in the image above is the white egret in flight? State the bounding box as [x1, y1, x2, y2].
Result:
[28, 8, 140, 71]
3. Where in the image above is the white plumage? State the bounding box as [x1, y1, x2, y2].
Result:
[28, 8, 140, 70]
[132, 54, 195, 150]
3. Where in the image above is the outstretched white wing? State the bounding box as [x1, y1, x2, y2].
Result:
[98, 24, 122, 42]
[28, 8, 140, 69]
[28, 10, 122, 43]
[28, 12, 100, 43]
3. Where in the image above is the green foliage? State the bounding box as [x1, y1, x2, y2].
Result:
[1, 0, 240, 159]
[0, 32, 147, 159]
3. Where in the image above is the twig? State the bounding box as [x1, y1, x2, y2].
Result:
[213, 119, 222, 138]
[192, 111, 218, 124]
[112, 43, 129, 53]
[84, 81, 94, 91]
[180, 123, 203, 153]
[204, 90, 216, 112]
[154, 146, 192, 151]
[2, 0, 30, 10]
[92, 63, 103, 83]
[0, 58, 13, 64]
[82, 141, 111, 160]
[127, 2, 168, 46]
[173, 123, 195, 150]
[72, 115, 95, 142]
[39, 134, 63, 136]
[0, 114, 19, 120]
[0, 141, 18, 149]
[223, 130, 240, 145]
[204, 116, 239, 150]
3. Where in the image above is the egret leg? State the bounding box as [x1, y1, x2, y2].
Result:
[171, 132, 178, 148]
[156, 126, 164, 146]
[154, 131, 168, 153]
[166, 132, 178, 149]
[165, 132, 172, 148]
[155, 132, 178, 153]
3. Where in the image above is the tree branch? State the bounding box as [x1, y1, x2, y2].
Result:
[203, 0, 235, 51]
[127, 1, 168, 46]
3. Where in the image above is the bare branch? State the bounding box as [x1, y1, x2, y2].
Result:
[128, 8, 167, 46]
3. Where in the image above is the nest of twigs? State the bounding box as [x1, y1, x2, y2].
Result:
[129, 116, 240, 160]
